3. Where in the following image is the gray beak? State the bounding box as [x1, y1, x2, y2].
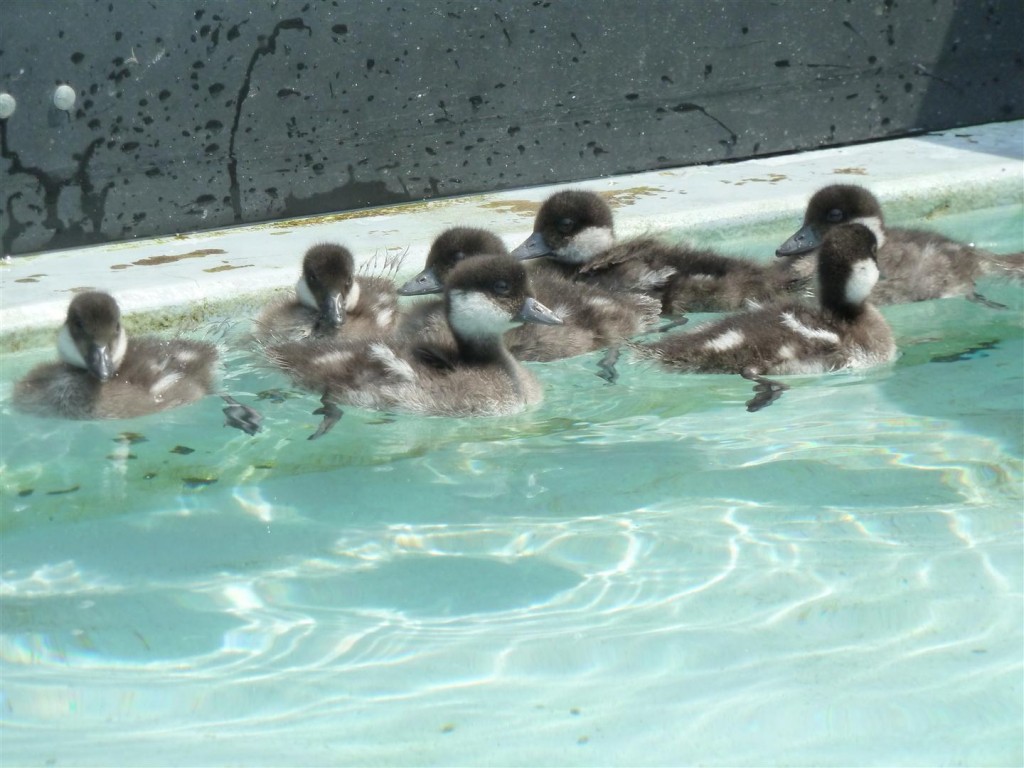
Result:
[398, 267, 444, 296]
[510, 231, 552, 261]
[87, 344, 114, 382]
[319, 292, 345, 329]
[516, 296, 563, 326]
[776, 223, 822, 257]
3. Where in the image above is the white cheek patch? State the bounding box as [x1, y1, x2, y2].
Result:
[57, 325, 88, 369]
[345, 280, 361, 311]
[296, 276, 318, 311]
[780, 311, 840, 345]
[558, 226, 615, 264]
[845, 259, 880, 305]
[448, 290, 513, 338]
[851, 215, 886, 249]
[702, 328, 746, 352]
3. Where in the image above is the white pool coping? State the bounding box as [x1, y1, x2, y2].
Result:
[1, 119, 1021, 352]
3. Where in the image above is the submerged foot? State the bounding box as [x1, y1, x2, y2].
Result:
[658, 314, 689, 333]
[221, 395, 263, 436]
[309, 393, 343, 440]
[596, 346, 621, 384]
[968, 291, 1007, 310]
[741, 368, 789, 412]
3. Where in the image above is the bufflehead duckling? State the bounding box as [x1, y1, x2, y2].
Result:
[255, 243, 398, 342]
[265, 254, 563, 432]
[636, 223, 896, 411]
[398, 226, 659, 361]
[511, 189, 804, 314]
[14, 291, 219, 420]
[776, 184, 1024, 306]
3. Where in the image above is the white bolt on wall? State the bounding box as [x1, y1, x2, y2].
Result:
[0, 93, 16, 119]
[52, 84, 76, 111]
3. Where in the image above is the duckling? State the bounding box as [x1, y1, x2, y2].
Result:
[511, 189, 804, 314]
[776, 184, 1024, 305]
[255, 243, 398, 342]
[636, 223, 896, 411]
[398, 226, 660, 361]
[265, 254, 563, 432]
[13, 291, 219, 420]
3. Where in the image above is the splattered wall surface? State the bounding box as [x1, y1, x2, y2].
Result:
[1, 0, 1021, 255]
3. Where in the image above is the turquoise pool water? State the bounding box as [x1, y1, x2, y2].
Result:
[1, 203, 1022, 766]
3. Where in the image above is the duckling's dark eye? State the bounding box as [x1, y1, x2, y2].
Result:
[556, 218, 575, 235]
[826, 208, 844, 223]
[306, 271, 320, 286]
[453, 250, 466, 262]
[493, 279, 511, 296]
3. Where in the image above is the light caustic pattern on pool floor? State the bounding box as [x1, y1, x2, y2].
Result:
[0, 205, 1022, 766]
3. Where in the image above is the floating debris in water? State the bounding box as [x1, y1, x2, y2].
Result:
[440, 723, 456, 734]
[253, 462, 275, 470]
[222, 395, 263, 436]
[257, 388, 292, 403]
[116, 432, 148, 444]
[143, 472, 158, 480]
[106, 453, 137, 460]
[931, 339, 999, 363]
[170, 445, 195, 455]
[182, 477, 218, 489]
[17, 488, 34, 497]
[46, 485, 80, 495]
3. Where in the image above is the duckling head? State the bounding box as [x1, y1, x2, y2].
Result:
[297, 243, 359, 332]
[58, 291, 128, 382]
[444, 254, 563, 341]
[817, 222, 883, 316]
[511, 190, 615, 265]
[778, 184, 885, 257]
[399, 227, 508, 296]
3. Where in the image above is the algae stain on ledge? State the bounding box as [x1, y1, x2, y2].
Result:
[600, 186, 666, 206]
[110, 248, 227, 270]
[479, 199, 539, 217]
[722, 174, 789, 187]
[204, 263, 254, 273]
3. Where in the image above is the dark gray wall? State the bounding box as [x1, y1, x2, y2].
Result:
[1, 0, 1021, 256]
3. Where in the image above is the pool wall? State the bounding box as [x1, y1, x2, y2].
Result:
[1, 1, 1022, 255]
[1, 119, 1022, 354]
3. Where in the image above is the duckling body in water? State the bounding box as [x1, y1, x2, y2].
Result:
[637, 223, 896, 410]
[255, 243, 398, 343]
[14, 292, 218, 420]
[776, 184, 1024, 305]
[511, 189, 804, 314]
[265, 254, 563, 424]
[398, 227, 659, 361]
